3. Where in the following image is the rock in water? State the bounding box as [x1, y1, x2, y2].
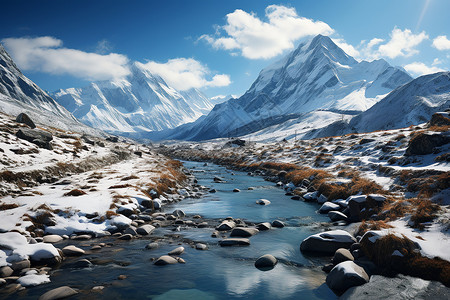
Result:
[230, 227, 259, 237]
[300, 230, 356, 255]
[168, 246, 185, 256]
[154, 255, 178, 265]
[62, 245, 85, 256]
[271, 220, 285, 228]
[326, 261, 369, 294]
[256, 199, 271, 205]
[219, 238, 250, 247]
[216, 220, 236, 231]
[16, 113, 36, 128]
[38, 286, 78, 300]
[255, 254, 278, 270]
[136, 224, 155, 235]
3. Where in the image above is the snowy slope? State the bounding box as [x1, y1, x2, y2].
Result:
[349, 72, 450, 132]
[162, 34, 411, 141]
[0, 44, 98, 134]
[52, 63, 213, 134]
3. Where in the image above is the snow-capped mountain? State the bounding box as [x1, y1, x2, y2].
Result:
[210, 94, 237, 106]
[159, 34, 412, 141]
[0, 44, 97, 134]
[52, 63, 213, 134]
[349, 71, 450, 132]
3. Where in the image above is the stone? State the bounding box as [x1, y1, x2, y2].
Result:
[73, 259, 93, 268]
[118, 234, 133, 240]
[136, 224, 155, 235]
[154, 255, 178, 265]
[322, 263, 334, 273]
[124, 226, 137, 236]
[11, 260, 30, 272]
[0, 266, 13, 278]
[145, 242, 159, 250]
[70, 234, 91, 240]
[405, 133, 450, 156]
[271, 220, 285, 228]
[319, 202, 341, 214]
[233, 188, 240, 192]
[230, 227, 259, 237]
[90, 245, 102, 251]
[326, 261, 369, 294]
[317, 194, 328, 204]
[38, 286, 78, 300]
[256, 222, 272, 231]
[300, 230, 357, 255]
[173, 209, 185, 218]
[219, 238, 250, 247]
[328, 211, 348, 222]
[209, 189, 217, 193]
[195, 243, 208, 250]
[62, 245, 85, 256]
[43, 235, 63, 243]
[168, 246, 185, 256]
[16, 113, 36, 128]
[216, 220, 236, 231]
[255, 254, 277, 270]
[332, 248, 355, 265]
[16, 128, 53, 150]
[256, 199, 271, 205]
[117, 206, 134, 217]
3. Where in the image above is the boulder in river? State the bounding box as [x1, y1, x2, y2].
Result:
[326, 261, 369, 294]
[219, 238, 250, 247]
[271, 220, 285, 228]
[154, 255, 178, 265]
[62, 245, 85, 256]
[136, 224, 155, 235]
[216, 220, 236, 231]
[300, 230, 357, 255]
[230, 227, 259, 237]
[328, 211, 348, 222]
[38, 286, 78, 300]
[168, 246, 185, 256]
[319, 202, 341, 214]
[255, 254, 278, 271]
[256, 222, 272, 231]
[256, 199, 271, 205]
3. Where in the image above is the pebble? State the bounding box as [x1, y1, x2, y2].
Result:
[168, 246, 185, 256]
[62, 245, 85, 256]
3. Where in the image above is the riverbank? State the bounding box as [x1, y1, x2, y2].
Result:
[156, 120, 450, 294]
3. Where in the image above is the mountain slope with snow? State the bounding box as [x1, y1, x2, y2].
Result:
[349, 71, 450, 132]
[0, 44, 97, 134]
[160, 34, 412, 141]
[52, 63, 213, 134]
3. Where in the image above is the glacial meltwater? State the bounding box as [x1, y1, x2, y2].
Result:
[6, 161, 337, 299]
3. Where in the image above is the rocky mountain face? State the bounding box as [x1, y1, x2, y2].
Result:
[157, 34, 412, 141]
[0, 44, 94, 133]
[52, 63, 213, 134]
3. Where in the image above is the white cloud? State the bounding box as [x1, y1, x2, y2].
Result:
[139, 58, 231, 91]
[404, 62, 444, 76]
[432, 35, 450, 50]
[334, 28, 428, 61]
[2, 36, 130, 81]
[200, 5, 334, 59]
[377, 28, 428, 58]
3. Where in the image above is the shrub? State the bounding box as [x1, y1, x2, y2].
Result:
[356, 220, 393, 236]
[410, 199, 440, 229]
[0, 202, 20, 211]
[64, 189, 87, 196]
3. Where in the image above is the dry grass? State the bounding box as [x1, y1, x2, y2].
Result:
[361, 232, 450, 286]
[108, 183, 133, 189]
[63, 189, 87, 196]
[121, 175, 139, 181]
[410, 199, 441, 229]
[356, 220, 393, 236]
[0, 202, 20, 211]
[105, 210, 118, 219]
[349, 176, 384, 195]
[380, 199, 410, 221]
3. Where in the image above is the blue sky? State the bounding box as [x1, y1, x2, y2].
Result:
[1, 0, 449, 98]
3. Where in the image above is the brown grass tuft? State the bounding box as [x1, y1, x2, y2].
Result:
[64, 189, 87, 196]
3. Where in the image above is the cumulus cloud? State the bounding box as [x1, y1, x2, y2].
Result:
[404, 62, 444, 76]
[334, 28, 428, 61]
[199, 5, 334, 59]
[139, 58, 231, 91]
[432, 35, 450, 50]
[2, 36, 130, 81]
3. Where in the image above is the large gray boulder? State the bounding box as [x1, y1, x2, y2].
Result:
[216, 220, 236, 231]
[326, 261, 369, 294]
[300, 230, 356, 255]
[16, 113, 36, 128]
[154, 255, 178, 265]
[16, 128, 53, 150]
